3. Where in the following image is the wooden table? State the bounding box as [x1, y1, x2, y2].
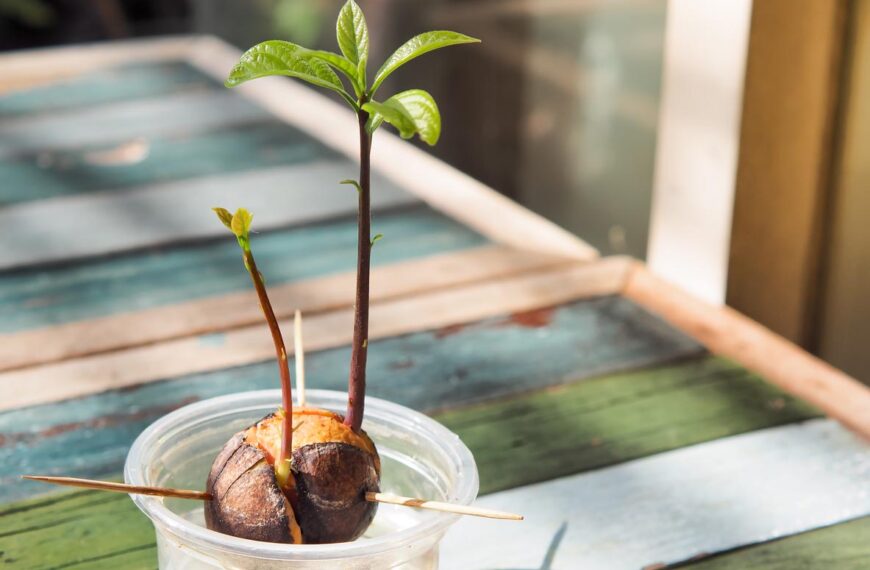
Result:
[1, 37, 868, 570]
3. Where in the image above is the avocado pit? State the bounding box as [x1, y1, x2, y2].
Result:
[205, 407, 380, 544]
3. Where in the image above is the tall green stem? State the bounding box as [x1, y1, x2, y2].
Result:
[345, 108, 372, 432]
[243, 250, 293, 465]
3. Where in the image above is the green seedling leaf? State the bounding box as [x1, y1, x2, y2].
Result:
[365, 112, 384, 134]
[371, 233, 383, 246]
[309, 49, 362, 95]
[371, 31, 480, 95]
[225, 40, 355, 106]
[212, 207, 233, 230]
[363, 89, 441, 145]
[231, 208, 253, 239]
[336, 0, 368, 88]
[340, 179, 362, 193]
[363, 99, 415, 139]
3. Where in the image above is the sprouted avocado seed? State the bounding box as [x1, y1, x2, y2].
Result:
[205, 0, 478, 545]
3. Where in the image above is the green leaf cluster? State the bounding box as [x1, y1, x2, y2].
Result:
[225, 0, 479, 146]
[213, 207, 253, 251]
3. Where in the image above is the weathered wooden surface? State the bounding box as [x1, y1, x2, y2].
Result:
[625, 263, 870, 439]
[0, 206, 482, 334]
[438, 356, 820, 494]
[0, 491, 155, 569]
[1, 41, 868, 570]
[0, 245, 565, 371]
[0, 355, 822, 569]
[680, 516, 870, 570]
[2, 297, 702, 503]
[0, 121, 334, 206]
[0, 259, 633, 411]
[0, 90, 271, 157]
[0, 162, 416, 270]
[0, 61, 213, 117]
[440, 419, 870, 569]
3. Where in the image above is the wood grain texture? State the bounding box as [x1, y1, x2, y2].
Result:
[0, 121, 335, 206]
[624, 263, 870, 439]
[438, 356, 820, 494]
[0, 363, 835, 569]
[0, 206, 482, 335]
[0, 490, 155, 569]
[817, 0, 870, 383]
[727, 0, 845, 345]
[0, 258, 633, 411]
[0, 90, 270, 157]
[190, 36, 598, 261]
[440, 419, 870, 569]
[0, 245, 565, 371]
[1, 295, 701, 502]
[0, 61, 215, 117]
[678, 516, 870, 569]
[0, 161, 416, 270]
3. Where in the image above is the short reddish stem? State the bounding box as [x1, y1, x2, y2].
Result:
[244, 251, 292, 463]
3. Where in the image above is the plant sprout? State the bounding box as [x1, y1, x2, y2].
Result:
[212, 207, 295, 486]
[225, 0, 479, 432]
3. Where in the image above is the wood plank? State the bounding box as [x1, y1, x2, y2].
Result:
[0, 161, 416, 270]
[0, 258, 633, 412]
[1, 294, 702, 503]
[727, 0, 846, 345]
[0, 61, 215, 117]
[0, 90, 270, 157]
[0, 206, 480, 334]
[439, 419, 870, 569]
[0, 36, 193, 95]
[189, 36, 598, 262]
[0, 360, 830, 568]
[624, 263, 870, 439]
[817, 0, 870, 382]
[679, 516, 870, 570]
[0, 245, 562, 371]
[437, 356, 820, 494]
[0, 120, 336, 206]
[0, 491, 155, 570]
[647, 0, 752, 304]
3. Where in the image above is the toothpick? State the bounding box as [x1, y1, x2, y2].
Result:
[22, 476, 523, 521]
[295, 309, 306, 407]
[365, 492, 523, 521]
[22, 475, 211, 501]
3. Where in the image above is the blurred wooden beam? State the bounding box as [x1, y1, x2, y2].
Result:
[817, 0, 870, 381]
[726, 0, 847, 345]
[647, 0, 753, 304]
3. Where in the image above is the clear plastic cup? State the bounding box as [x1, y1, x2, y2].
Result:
[125, 390, 479, 569]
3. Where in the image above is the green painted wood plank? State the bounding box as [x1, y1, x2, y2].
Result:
[0, 491, 154, 569]
[0, 61, 216, 118]
[1, 297, 703, 503]
[0, 205, 482, 333]
[438, 356, 821, 494]
[0, 121, 336, 206]
[676, 516, 870, 570]
[0, 356, 825, 569]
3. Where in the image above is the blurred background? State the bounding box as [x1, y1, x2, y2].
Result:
[0, 0, 867, 382]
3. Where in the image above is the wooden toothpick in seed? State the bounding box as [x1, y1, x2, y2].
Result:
[365, 492, 523, 521]
[295, 309, 306, 407]
[22, 475, 211, 501]
[22, 476, 523, 521]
